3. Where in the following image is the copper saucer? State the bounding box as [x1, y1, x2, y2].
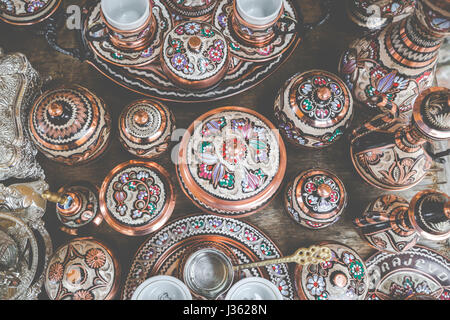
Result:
[122, 214, 295, 300]
[0, 0, 61, 26]
[85, 0, 173, 68]
[212, 0, 301, 62]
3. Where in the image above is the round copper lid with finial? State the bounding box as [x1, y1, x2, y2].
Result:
[161, 21, 230, 90]
[28, 85, 112, 166]
[295, 241, 369, 300]
[99, 160, 176, 236]
[412, 87, 450, 141]
[118, 99, 176, 159]
[44, 237, 120, 300]
[274, 70, 353, 149]
[284, 169, 347, 230]
[166, 0, 218, 19]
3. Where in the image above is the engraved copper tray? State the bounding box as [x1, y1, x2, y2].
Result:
[45, 0, 331, 103]
[122, 214, 295, 300]
[365, 245, 450, 300]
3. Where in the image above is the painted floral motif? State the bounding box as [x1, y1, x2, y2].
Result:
[260, 243, 272, 256]
[85, 248, 107, 269]
[73, 289, 94, 300]
[389, 276, 432, 299]
[349, 261, 365, 280]
[306, 274, 326, 296]
[278, 280, 289, 296]
[184, 22, 201, 35]
[302, 175, 340, 213]
[208, 218, 223, 228]
[379, 151, 425, 187]
[48, 262, 64, 283]
[365, 67, 409, 108]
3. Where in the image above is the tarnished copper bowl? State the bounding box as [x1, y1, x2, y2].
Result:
[176, 106, 287, 218]
[99, 160, 176, 236]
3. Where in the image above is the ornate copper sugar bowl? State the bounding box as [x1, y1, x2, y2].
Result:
[339, 0, 450, 116]
[118, 99, 176, 159]
[42, 182, 102, 236]
[166, 0, 218, 21]
[274, 70, 354, 149]
[176, 106, 286, 218]
[284, 169, 347, 229]
[355, 189, 450, 253]
[161, 21, 230, 91]
[44, 237, 120, 300]
[346, 0, 417, 30]
[99, 160, 175, 236]
[294, 242, 369, 300]
[28, 85, 112, 166]
[349, 87, 450, 191]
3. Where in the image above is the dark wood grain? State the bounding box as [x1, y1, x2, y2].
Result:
[0, 0, 448, 300]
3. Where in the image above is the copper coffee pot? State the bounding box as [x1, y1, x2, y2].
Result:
[349, 87, 450, 191]
[355, 189, 450, 253]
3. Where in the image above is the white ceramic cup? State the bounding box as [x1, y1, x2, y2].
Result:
[225, 277, 284, 300]
[236, 0, 283, 26]
[131, 275, 193, 300]
[101, 0, 150, 31]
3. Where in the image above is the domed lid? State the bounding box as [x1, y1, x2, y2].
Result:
[291, 169, 347, 221]
[176, 106, 286, 217]
[0, 0, 61, 25]
[281, 69, 353, 129]
[162, 21, 230, 90]
[295, 242, 369, 300]
[29, 85, 111, 164]
[413, 87, 450, 140]
[45, 237, 120, 300]
[166, 0, 218, 18]
[99, 160, 175, 236]
[118, 99, 175, 158]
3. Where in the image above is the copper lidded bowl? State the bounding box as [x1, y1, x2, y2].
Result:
[0, 0, 62, 26]
[166, 0, 218, 20]
[118, 99, 176, 159]
[44, 237, 120, 300]
[295, 241, 369, 300]
[28, 85, 112, 166]
[284, 169, 347, 229]
[99, 160, 175, 236]
[161, 20, 230, 91]
[274, 70, 353, 149]
[176, 106, 287, 218]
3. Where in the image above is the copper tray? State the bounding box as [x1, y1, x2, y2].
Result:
[365, 245, 450, 300]
[44, 0, 331, 103]
[122, 214, 295, 300]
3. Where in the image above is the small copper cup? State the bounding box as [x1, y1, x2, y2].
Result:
[86, 0, 155, 51]
[231, 0, 287, 47]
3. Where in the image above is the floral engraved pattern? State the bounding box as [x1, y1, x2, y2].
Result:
[302, 175, 340, 213]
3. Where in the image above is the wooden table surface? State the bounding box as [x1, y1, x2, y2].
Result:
[0, 0, 448, 300]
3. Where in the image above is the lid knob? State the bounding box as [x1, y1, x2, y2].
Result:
[188, 36, 202, 52]
[317, 87, 332, 101]
[317, 183, 332, 198]
[42, 190, 68, 205]
[48, 102, 64, 117]
[331, 272, 348, 288]
[133, 110, 150, 126]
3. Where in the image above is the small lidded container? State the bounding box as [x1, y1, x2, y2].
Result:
[166, 0, 218, 21]
[284, 169, 347, 229]
[118, 99, 176, 159]
[161, 21, 230, 90]
[99, 160, 175, 236]
[176, 106, 287, 217]
[295, 242, 368, 300]
[274, 70, 353, 148]
[28, 85, 112, 165]
[45, 237, 120, 300]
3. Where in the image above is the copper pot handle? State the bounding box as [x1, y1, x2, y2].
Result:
[85, 22, 109, 42]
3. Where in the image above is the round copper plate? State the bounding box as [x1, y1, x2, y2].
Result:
[176, 106, 286, 218]
[0, 0, 61, 26]
[44, 237, 120, 300]
[365, 245, 450, 300]
[294, 241, 369, 300]
[122, 214, 295, 300]
[99, 160, 175, 236]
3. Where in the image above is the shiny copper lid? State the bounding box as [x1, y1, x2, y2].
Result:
[412, 87, 450, 141]
[285, 169, 347, 229]
[295, 242, 369, 300]
[274, 70, 353, 148]
[161, 21, 230, 90]
[0, 0, 61, 26]
[28, 85, 112, 166]
[176, 106, 286, 218]
[118, 99, 176, 159]
[166, 0, 218, 19]
[99, 160, 175, 236]
[45, 237, 120, 300]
